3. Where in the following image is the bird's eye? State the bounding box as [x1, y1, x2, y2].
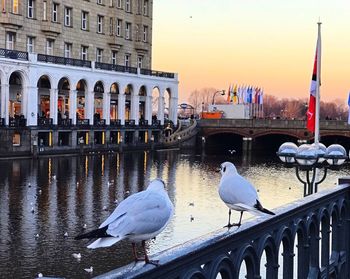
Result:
[223, 166, 226, 172]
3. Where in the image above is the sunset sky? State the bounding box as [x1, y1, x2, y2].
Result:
[152, 0, 350, 104]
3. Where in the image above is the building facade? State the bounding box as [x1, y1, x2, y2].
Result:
[0, 0, 179, 156]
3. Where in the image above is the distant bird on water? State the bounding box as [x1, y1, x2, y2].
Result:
[218, 162, 275, 228]
[75, 179, 174, 265]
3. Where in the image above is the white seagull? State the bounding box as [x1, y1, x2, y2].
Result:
[218, 162, 275, 228]
[75, 179, 174, 265]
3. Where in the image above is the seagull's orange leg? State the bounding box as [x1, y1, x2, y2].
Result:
[142, 240, 159, 266]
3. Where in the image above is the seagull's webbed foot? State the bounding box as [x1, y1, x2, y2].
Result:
[224, 222, 241, 229]
[144, 259, 159, 266]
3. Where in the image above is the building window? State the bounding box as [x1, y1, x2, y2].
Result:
[81, 46, 88, 60]
[64, 7, 72, 27]
[43, 1, 47, 20]
[52, 3, 58, 22]
[97, 15, 103, 33]
[27, 36, 35, 53]
[137, 55, 143, 68]
[124, 54, 130, 67]
[109, 0, 113, 7]
[12, 0, 18, 14]
[143, 25, 148, 42]
[109, 18, 113, 35]
[125, 0, 131, 12]
[125, 22, 131, 40]
[64, 43, 72, 58]
[96, 48, 103, 62]
[97, 0, 103, 4]
[112, 51, 117, 65]
[81, 11, 88, 30]
[143, 0, 148, 16]
[46, 39, 54, 55]
[28, 0, 35, 18]
[6, 32, 15, 50]
[13, 133, 21, 146]
[117, 0, 122, 8]
[135, 24, 140, 41]
[116, 19, 122, 36]
[137, 0, 141, 14]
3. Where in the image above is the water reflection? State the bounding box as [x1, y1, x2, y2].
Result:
[0, 151, 348, 278]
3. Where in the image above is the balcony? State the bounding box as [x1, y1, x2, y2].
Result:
[37, 54, 91, 68]
[58, 119, 72, 127]
[125, 120, 135, 127]
[77, 119, 90, 128]
[0, 12, 24, 29]
[140, 68, 175, 79]
[95, 62, 137, 74]
[110, 120, 121, 127]
[93, 119, 106, 127]
[9, 117, 26, 127]
[0, 48, 28, 61]
[38, 117, 53, 127]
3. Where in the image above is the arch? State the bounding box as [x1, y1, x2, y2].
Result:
[164, 87, 171, 121]
[208, 255, 235, 279]
[293, 218, 308, 278]
[257, 234, 278, 279]
[76, 79, 88, 120]
[138, 85, 147, 122]
[307, 217, 320, 273]
[57, 77, 71, 123]
[152, 86, 160, 124]
[110, 82, 120, 122]
[93, 80, 105, 123]
[37, 75, 52, 119]
[182, 268, 206, 279]
[318, 207, 330, 269]
[124, 84, 133, 121]
[234, 245, 259, 278]
[275, 226, 294, 279]
[9, 71, 24, 118]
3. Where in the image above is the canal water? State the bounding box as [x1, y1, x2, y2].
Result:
[0, 150, 348, 278]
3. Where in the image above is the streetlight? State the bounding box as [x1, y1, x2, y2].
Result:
[277, 142, 347, 196]
[211, 90, 226, 105]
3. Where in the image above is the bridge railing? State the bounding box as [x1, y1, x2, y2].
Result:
[95, 178, 350, 279]
[199, 118, 349, 130]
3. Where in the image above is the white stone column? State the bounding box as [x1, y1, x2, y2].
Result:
[22, 86, 28, 118]
[157, 91, 165, 125]
[145, 95, 152, 125]
[26, 86, 38, 126]
[169, 96, 179, 124]
[50, 88, 58, 124]
[131, 93, 139, 125]
[2, 84, 9, 125]
[103, 92, 110, 124]
[118, 93, 125, 125]
[70, 90, 77, 124]
[86, 90, 94, 124]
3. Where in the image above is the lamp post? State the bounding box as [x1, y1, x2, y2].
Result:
[277, 142, 347, 197]
[211, 90, 226, 105]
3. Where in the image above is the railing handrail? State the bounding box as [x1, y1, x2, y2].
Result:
[0, 48, 28, 61]
[94, 181, 350, 279]
[37, 53, 92, 68]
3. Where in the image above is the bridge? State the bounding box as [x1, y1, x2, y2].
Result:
[197, 119, 350, 153]
[95, 178, 350, 279]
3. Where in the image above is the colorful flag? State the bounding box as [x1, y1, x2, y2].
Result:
[348, 92, 350, 124]
[306, 40, 320, 132]
[259, 89, 264, 105]
[233, 84, 238, 104]
[227, 85, 231, 103]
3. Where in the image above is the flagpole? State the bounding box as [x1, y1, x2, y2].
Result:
[314, 21, 321, 144]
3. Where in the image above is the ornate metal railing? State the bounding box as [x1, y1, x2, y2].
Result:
[37, 54, 91, 68]
[58, 118, 72, 127]
[94, 119, 106, 127]
[77, 119, 90, 127]
[125, 120, 135, 127]
[38, 118, 53, 127]
[152, 120, 161, 127]
[140, 68, 175, 79]
[0, 48, 28, 60]
[9, 117, 27, 127]
[95, 62, 138, 74]
[139, 119, 148, 127]
[95, 179, 350, 279]
[110, 119, 121, 127]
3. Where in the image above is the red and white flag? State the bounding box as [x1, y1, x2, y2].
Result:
[306, 38, 320, 132]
